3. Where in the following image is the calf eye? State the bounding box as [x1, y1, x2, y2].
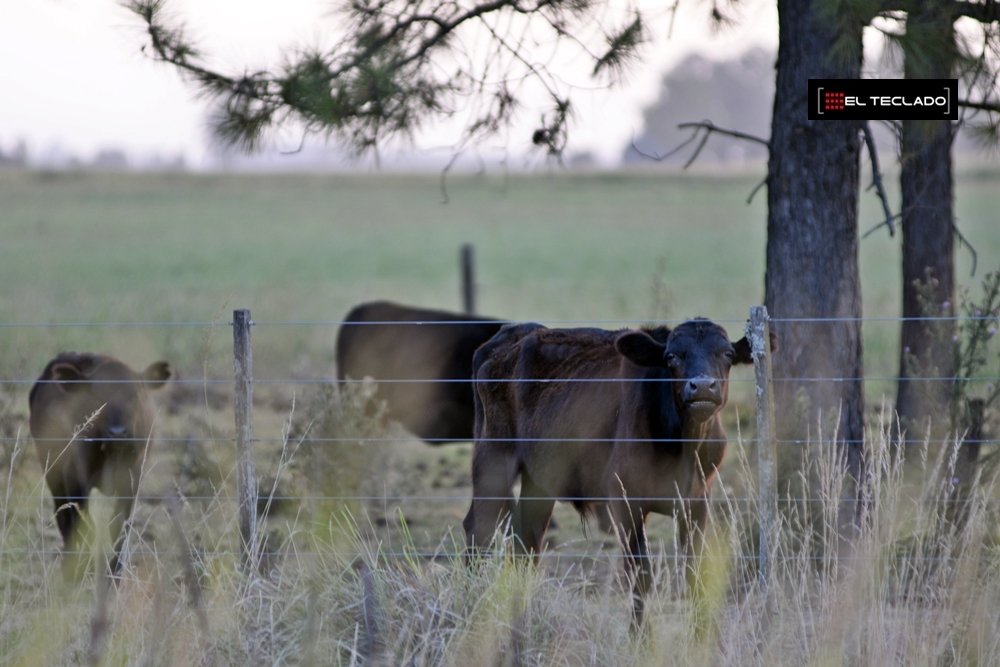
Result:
[723, 350, 735, 362]
[664, 352, 679, 366]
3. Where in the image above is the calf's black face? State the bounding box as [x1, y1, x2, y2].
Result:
[615, 318, 754, 423]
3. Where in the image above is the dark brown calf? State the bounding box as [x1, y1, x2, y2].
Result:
[29, 353, 171, 575]
[336, 301, 503, 444]
[464, 318, 774, 624]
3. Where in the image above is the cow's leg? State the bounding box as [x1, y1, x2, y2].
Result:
[50, 472, 90, 580]
[512, 472, 555, 561]
[103, 459, 140, 577]
[675, 492, 709, 592]
[463, 444, 517, 555]
[610, 499, 651, 627]
[107, 495, 135, 577]
[465, 364, 519, 557]
[52, 480, 88, 551]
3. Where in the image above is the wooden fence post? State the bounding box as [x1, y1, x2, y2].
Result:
[460, 243, 476, 315]
[233, 309, 258, 572]
[749, 305, 776, 586]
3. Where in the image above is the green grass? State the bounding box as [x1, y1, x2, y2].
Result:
[1, 169, 772, 386]
[1, 169, 772, 321]
[3, 168, 998, 375]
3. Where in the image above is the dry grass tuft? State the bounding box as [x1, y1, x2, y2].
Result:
[2, 401, 1000, 665]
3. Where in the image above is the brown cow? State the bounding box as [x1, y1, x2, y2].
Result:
[464, 318, 774, 624]
[29, 352, 171, 575]
[336, 301, 504, 444]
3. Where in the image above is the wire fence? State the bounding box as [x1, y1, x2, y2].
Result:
[1, 314, 997, 328]
[1, 307, 997, 572]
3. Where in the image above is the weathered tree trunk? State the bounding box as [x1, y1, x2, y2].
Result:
[767, 0, 865, 541]
[896, 6, 957, 445]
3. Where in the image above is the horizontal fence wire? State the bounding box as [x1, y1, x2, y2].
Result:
[1, 314, 997, 328]
[9, 436, 1000, 447]
[4, 493, 998, 505]
[4, 375, 1000, 386]
[2, 315, 994, 385]
[2, 547, 989, 563]
[2, 313, 998, 568]
[0, 321, 226, 329]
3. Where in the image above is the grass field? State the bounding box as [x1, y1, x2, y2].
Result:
[3, 167, 999, 375]
[2, 167, 1000, 664]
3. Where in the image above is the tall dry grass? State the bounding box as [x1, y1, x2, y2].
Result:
[2, 394, 999, 666]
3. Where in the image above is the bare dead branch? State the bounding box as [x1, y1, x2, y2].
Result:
[674, 121, 768, 169]
[675, 121, 770, 147]
[279, 133, 309, 156]
[631, 120, 769, 165]
[861, 214, 902, 240]
[862, 121, 896, 237]
[682, 126, 713, 169]
[955, 222, 979, 276]
[632, 120, 771, 201]
[629, 130, 702, 162]
[747, 176, 768, 204]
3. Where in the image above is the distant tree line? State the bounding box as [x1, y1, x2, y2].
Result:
[0, 139, 186, 172]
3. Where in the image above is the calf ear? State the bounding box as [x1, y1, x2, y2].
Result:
[616, 331, 666, 367]
[732, 332, 779, 365]
[142, 361, 172, 389]
[50, 363, 87, 392]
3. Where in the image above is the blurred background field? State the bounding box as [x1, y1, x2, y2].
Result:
[3, 167, 999, 383]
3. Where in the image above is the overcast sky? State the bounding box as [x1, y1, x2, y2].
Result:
[0, 0, 780, 168]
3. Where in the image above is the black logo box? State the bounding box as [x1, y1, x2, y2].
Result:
[808, 79, 958, 121]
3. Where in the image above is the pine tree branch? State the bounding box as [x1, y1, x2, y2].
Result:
[128, 0, 644, 152]
[951, 0, 1000, 22]
[960, 97, 1000, 113]
[866, 0, 1000, 22]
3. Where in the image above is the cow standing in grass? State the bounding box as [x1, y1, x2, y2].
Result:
[464, 318, 774, 624]
[336, 301, 504, 444]
[29, 352, 171, 575]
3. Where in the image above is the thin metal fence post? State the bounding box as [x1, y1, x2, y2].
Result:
[460, 243, 476, 315]
[233, 309, 258, 572]
[749, 305, 776, 586]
